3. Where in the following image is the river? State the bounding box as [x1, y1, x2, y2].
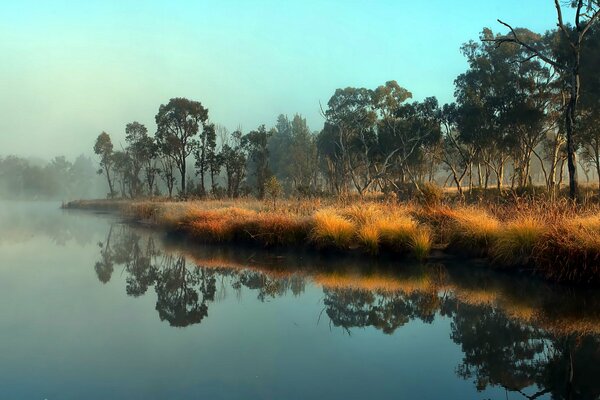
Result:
[0, 202, 598, 399]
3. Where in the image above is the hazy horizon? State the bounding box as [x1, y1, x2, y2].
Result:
[2, 0, 567, 159]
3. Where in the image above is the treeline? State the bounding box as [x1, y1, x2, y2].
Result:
[0, 155, 103, 200]
[95, 14, 600, 200]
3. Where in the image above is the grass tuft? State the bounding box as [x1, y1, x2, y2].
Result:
[492, 216, 546, 265]
[357, 223, 381, 254]
[311, 209, 355, 249]
[409, 229, 432, 261]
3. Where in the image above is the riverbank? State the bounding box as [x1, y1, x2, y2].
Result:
[63, 198, 600, 284]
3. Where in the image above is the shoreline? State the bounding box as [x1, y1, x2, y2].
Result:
[63, 198, 600, 285]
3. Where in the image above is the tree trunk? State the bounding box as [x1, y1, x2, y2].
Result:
[180, 162, 186, 196]
[566, 76, 579, 200]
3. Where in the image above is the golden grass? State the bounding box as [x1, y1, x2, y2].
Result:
[449, 207, 501, 249]
[356, 223, 380, 254]
[69, 198, 600, 283]
[409, 229, 432, 261]
[311, 209, 355, 248]
[377, 215, 418, 249]
[492, 216, 547, 265]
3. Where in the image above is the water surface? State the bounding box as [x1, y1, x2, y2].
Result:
[1, 202, 599, 399]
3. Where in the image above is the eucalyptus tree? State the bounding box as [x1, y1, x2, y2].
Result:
[323, 86, 378, 195]
[489, 0, 600, 199]
[220, 129, 247, 198]
[454, 29, 551, 191]
[194, 122, 217, 195]
[93, 131, 116, 198]
[155, 98, 209, 196]
[158, 134, 178, 198]
[243, 125, 272, 198]
[268, 114, 293, 185]
[384, 96, 442, 193]
[437, 103, 473, 196]
[124, 121, 148, 196]
[288, 114, 318, 193]
[111, 150, 133, 197]
[578, 24, 600, 190]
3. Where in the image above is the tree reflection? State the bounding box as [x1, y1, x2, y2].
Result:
[94, 225, 215, 327]
[94, 223, 600, 398]
[447, 299, 600, 399]
[154, 256, 216, 327]
[94, 225, 114, 283]
[323, 289, 417, 334]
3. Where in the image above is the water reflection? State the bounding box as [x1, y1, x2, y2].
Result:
[95, 222, 600, 399]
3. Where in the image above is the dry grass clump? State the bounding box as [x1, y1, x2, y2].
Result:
[376, 215, 419, 249]
[245, 213, 310, 246]
[536, 223, 600, 283]
[342, 204, 383, 225]
[437, 206, 501, 254]
[563, 214, 600, 232]
[492, 216, 547, 265]
[409, 229, 432, 262]
[311, 209, 355, 249]
[356, 223, 381, 254]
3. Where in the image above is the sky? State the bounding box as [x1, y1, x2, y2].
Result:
[0, 0, 567, 159]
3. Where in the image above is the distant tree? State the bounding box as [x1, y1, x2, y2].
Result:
[268, 114, 293, 185]
[288, 114, 319, 193]
[157, 134, 178, 198]
[124, 121, 149, 196]
[93, 132, 116, 198]
[112, 150, 133, 197]
[194, 122, 217, 195]
[243, 125, 272, 198]
[220, 129, 247, 198]
[155, 98, 209, 196]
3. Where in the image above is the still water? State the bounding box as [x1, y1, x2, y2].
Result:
[1, 202, 599, 399]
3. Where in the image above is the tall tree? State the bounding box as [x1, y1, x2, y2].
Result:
[93, 131, 116, 198]
[489, 0, 600, 199]
[124, 121, 148, 196]
[220, 129, 247, 198]
[243, 125, 272, 198]
[155, 98, 209, 196]
[194, 122, 217, 195]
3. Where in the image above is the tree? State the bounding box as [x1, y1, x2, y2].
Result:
[124, 121, 149, 196]
[220, 129, 247, 198]
[112, 150, 133, 197]
[194, 122, 217, 195]
[93, 131, 115, 198]
[158, 134, 178, 198]
[155, 98, 209, 196]
[489, 0, 600, 199]
[243, 125, 272, 198]
[288, 114, 319, 193]
[269, 114, 293, 185]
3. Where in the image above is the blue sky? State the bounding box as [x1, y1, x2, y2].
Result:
[0, 0, 566, 157]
